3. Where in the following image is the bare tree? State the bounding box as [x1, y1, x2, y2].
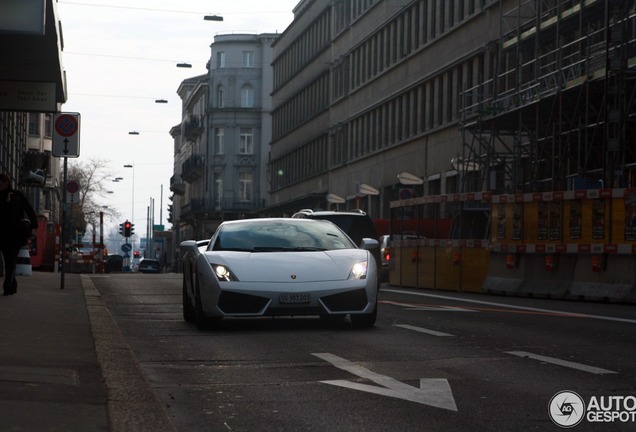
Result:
[65, 158, 121, 239]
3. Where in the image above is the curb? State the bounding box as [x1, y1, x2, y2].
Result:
[81, 275, 176, 432]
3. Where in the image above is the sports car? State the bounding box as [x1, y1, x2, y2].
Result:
[180, 218, 379, 329]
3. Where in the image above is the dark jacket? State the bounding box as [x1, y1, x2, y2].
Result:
[0, 188, 39, 245]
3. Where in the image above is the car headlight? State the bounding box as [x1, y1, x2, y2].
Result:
[212, 264, 238, 282]
[349, 261, 368, 280]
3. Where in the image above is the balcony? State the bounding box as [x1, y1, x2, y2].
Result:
[170, 175, 186, 195]
[181, 155, 205, 183]
[183, 115, 203, 141]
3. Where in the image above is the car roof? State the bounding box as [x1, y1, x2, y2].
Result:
[220, 217, 332, 226]
[292, 209, 368, 217]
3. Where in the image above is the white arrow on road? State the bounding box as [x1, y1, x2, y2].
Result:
[313, 353, 457, 411]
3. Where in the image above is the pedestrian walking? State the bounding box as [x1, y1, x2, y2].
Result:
[0, 173, 38, 295]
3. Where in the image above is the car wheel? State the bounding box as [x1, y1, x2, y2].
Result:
[182, 275, 194, 323]
[350, 301, 377, 328]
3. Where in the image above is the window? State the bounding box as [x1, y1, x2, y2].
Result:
[215, 174, 223, 206]
[238, 172, 253, 202]
[243, 51, 254, 67]
[217, 86, 225, 108]
[44, 114, 52, 137]
[241, 86, 254, 108]
[215, 127, 225, 154]
[239, 127, 253, 154]
[28, 113, 39, 135]
[217, 51, 225, 68]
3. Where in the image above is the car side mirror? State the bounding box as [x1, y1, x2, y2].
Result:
[359, 238, 379, 250]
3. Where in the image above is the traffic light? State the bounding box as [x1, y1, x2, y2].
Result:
[123, 221, 132, 237]
[118, 222, 125, 236]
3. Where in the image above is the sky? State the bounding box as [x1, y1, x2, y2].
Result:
[56, 0, 300, 240]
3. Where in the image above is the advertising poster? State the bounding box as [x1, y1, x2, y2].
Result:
[537, 202, 548, 240]
[549, 201, 562, 241]
[625, 189, 636, 241]
[592, 199, 605, 240]
[496, 203, 506, 240]
[512, 202, 523, 240]
[569, 200, 582, 240]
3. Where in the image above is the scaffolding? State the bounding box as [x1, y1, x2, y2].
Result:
[460, 0, 636, 194]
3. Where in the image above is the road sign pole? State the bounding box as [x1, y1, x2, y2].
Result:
[60, 157, 68, 289]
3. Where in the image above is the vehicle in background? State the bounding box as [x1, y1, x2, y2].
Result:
[378, 234, 421, 274]
[291, 209, 384, 281]
[104, 254, 123, 273]
[138, 258, 161, 273]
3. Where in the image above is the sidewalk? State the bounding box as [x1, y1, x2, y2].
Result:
[0, 271, 175, 432]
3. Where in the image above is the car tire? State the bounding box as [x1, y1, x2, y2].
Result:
[182, 275, 194, 323]
[350, 301, 377, 328]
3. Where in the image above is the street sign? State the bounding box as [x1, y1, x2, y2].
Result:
[53, 112, 81, 157]
[121, 243, 132, 252]
[65, 180, 79, 204]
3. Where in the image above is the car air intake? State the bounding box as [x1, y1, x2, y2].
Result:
[218, 291, 269, 314]
[320, 289, 368, 312]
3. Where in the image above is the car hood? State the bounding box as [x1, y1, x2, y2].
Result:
[203, 249, 369, 283]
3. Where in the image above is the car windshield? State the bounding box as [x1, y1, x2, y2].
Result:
[212, 220, 355, 252]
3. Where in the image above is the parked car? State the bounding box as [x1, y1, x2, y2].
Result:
[291, 209, 384, 281]
[104, 254, 123, 273]
[138, 258, 161, 273]
[180, 218, 379, 329]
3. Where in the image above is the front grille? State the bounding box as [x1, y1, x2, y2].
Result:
[218, 290, 269, 314]
[320, 289, 368, 312]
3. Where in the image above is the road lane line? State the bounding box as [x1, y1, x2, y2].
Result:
[383, 288, 636, 325]
[394, 324, 454, 337]
[506, 351, 617, 375]
[381, 300, 476, 312]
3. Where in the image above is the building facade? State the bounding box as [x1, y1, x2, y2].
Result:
[266, 0, 635, 222]
[171, 33, 279, 248]
[26, 113, 62, 227]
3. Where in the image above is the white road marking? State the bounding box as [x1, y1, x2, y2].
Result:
[384, 288, 636, 325]
[507, 351, 618, 375]
[313, 353, 457, 411]
[394, 324, 454, 337]
[382, 300, 477, 312]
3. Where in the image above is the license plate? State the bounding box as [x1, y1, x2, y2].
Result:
[279, 293, 311, 304]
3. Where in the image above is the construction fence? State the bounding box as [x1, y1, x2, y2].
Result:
[388, 189, 636, 303]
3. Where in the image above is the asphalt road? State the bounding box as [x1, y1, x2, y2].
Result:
[89, 273, 636, 432]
